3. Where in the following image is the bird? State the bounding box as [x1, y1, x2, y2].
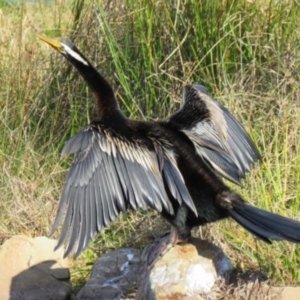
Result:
[37, 34, 300, 262]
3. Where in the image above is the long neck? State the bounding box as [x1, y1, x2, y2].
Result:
[68, 54, 119, 118]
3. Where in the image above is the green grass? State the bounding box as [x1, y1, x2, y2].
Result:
[1, 0, 300, 293]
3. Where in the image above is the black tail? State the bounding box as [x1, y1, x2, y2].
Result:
[228, 202, 300, 243]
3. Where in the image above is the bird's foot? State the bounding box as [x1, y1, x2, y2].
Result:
[145, 226, 191, 269]
[154, 226, 191, 242]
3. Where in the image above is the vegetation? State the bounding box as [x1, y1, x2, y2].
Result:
[1, 0, 300, 291]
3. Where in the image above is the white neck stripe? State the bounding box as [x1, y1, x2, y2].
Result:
[63, 44, 89, 66]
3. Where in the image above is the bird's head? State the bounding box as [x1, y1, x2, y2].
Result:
[37, 34, 89, 66]
[37, 34, 120, 117]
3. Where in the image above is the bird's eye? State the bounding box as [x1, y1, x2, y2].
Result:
[59, 45, 66, 54]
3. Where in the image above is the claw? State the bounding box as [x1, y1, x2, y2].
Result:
[144, 226, 191, 269]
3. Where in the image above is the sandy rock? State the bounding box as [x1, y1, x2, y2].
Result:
[278, 286, 300, 300]
[136, 238, 233, 299]
[210, 270, 300, 299]
[239, 282, 300, 300]
[76, 248, 140, 300]
[0, 235, 71, 300]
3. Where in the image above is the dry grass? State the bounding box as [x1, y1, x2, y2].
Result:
[0, 0, 72, 238]
[1, 0, 300, 294]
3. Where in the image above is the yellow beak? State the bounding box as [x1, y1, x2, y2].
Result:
[36, 34, 62, 52]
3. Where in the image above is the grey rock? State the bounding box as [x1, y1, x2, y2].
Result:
[76, 248, 140, 300]
[0, 235, 72, 300]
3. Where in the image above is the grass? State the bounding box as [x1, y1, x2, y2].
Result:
[1, 0, 300, 294]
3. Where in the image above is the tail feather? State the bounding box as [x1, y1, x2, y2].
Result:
[229, 209, 278, 243]
[228, 202, 300, 243]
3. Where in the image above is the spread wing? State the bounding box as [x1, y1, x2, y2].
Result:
[51, 123, 197, 257]
[165, 84, 260, 185]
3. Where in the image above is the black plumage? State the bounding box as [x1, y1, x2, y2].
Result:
[38, 35, 300, 260]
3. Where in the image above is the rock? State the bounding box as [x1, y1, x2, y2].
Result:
[211, 270, 300, 299]
[136, 238, 233, 299]
[0, 235, 71, 300]
[76, 248, 140, 300]
[278, 287, 300, 300]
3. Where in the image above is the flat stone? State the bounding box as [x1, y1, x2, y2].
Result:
[278, 287, 300, 300]
[76, 248, 140, 300]
[0, 235, 71, 300]
[136, 238, 233, 299]
[212, 271, 300, 299]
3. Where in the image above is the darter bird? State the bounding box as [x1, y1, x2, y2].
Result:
[38, 35, 300, 262]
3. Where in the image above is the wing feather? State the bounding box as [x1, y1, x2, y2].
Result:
[76, 188, 88, 256]
[52, 124, 195, 256]
[94, 171, 105, 231]
[166, 84, 260, 184]
[87, 181, 96, 240]
[62, 186, 81, 256]
[183, 130, 243, 185]
[114, 152, 137, 209]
